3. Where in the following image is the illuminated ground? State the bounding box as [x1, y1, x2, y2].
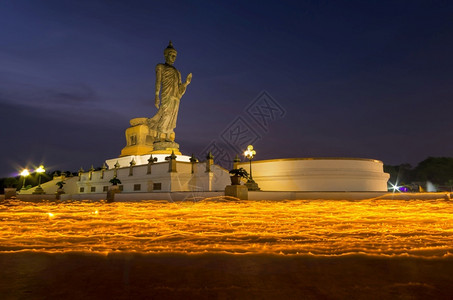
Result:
[1, 198, 453, 299]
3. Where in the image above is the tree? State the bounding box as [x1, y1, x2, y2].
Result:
[109, 176, 122, 186]
[384, 163, 412, 184]
[413, 157, 453, 185]
[0, 177, 19, 194]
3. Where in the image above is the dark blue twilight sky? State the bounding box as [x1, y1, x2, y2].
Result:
[1, 1, 452, 177]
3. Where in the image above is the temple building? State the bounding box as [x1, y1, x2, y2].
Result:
[17, 41, 390, 201]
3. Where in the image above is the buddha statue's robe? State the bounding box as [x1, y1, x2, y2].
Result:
[148, 63, 187, 139]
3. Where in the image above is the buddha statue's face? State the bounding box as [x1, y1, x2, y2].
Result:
[165, 50, 177, 65]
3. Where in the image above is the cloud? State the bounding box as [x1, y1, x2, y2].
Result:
[0, 72, 97, 108]
[45, 84, 97, 104]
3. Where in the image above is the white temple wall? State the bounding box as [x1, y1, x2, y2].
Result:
[21, 157, 390, 195]
[211, 165, 232, 191]
[76, 160, 231, 194]
[237, 158, 390, 192]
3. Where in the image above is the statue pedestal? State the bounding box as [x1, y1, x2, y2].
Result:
[4, 188, 17, 199]
[107, 185, 121, 202]
[225, 185, 248, 200]
[32, 186, 45, 195]
[245, 179, 261, 191]
[55, 189, 65, 200]
[152, 141, 182, 155]
[120, 119, 156, 157]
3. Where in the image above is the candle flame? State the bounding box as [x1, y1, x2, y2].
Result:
[0, 198, 451, 257]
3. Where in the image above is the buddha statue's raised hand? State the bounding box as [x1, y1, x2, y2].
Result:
[185, 73, 192, 86]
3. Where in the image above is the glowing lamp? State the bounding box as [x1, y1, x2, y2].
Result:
[36, 165, 45, 174]
[35, 165, 46, 192]
[20, 169, 30, 190]
[244, 145, 256, 160]
[243, 145, 260, 190]
[20, 169, 30, 177]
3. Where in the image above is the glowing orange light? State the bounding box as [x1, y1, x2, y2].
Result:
[0, 198, 451, 257]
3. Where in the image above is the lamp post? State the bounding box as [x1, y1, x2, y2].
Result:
[244, 145, 260, 191]
[32, 165, 46, 194]
[20, 169, 30, 190]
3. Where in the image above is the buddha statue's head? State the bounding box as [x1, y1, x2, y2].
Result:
[164, 41, 177, 65]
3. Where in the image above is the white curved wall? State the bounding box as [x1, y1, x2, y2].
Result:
[237, 158, 390, 192]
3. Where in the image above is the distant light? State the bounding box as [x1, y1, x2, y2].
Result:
[48, 212, 55, 218]
[36, 165, 46, 173]
[20, 169, 30, 177]
[389, 182, 401, 193]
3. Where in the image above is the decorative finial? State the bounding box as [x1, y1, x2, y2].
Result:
[206, 151, 214, 160]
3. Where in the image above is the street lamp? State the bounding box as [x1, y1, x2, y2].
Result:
[244, 145, 260, 191]
[20, 169, 30, 190]
[32, 165, 46, 194]
[244, 145, 256, 179]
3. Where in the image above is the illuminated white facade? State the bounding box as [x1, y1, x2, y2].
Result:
[19, 156, 390, 200]
[78, 155, 230, 194]
[237, 158, 390, 192]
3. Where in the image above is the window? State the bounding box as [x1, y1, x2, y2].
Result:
[91, 187, 96, 193]
[134, 184, 141, 191]
[153, 183, 162, 190]
[130, 135, 137, 145]
[119, 185, 124, 191]
[103, 186, 108, 192]
[79, 187, 85, 193]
